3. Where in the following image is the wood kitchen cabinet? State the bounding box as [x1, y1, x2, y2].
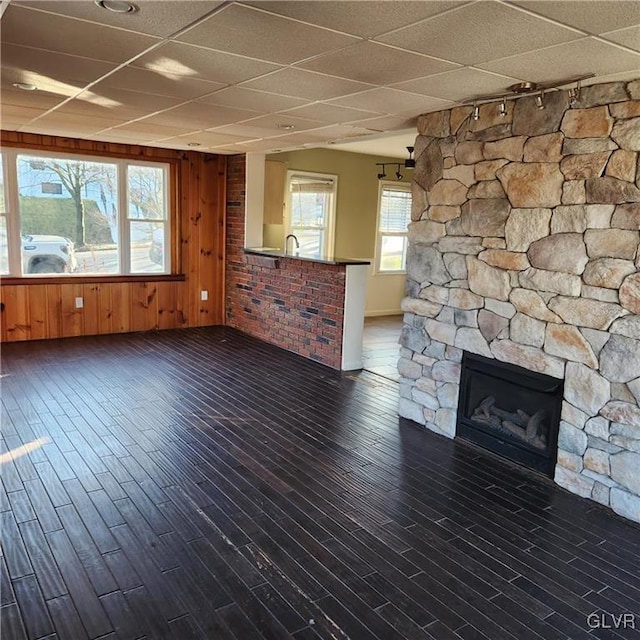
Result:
[263, 160, 285, 224]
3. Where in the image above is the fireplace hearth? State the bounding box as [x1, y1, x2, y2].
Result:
[457, 353, 563, 476]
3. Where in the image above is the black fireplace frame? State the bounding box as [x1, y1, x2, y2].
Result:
[456, 352, 563, 477]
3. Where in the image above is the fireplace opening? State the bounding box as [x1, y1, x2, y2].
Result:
[457, 353, 563, 476]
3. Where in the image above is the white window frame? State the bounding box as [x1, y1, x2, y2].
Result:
[284, 170, 337, 258]
[125, 160, 171, 275]
[1, 148, 171, 277]
[375, 180, 412, 275]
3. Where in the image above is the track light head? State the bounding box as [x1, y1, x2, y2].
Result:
[570, 79, 584, 107]
[499, 99, 508, 117]
[535, 92, 545, 110]
[472, 104, 480, 121]
[377, 172, 386, 180]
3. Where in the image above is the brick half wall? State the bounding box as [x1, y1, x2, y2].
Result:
[225, 155, 346, 369]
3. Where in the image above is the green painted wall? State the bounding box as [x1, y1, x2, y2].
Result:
[267, 148, 407, 258]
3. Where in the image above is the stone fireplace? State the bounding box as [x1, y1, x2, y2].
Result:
[399, 79, 640, 523]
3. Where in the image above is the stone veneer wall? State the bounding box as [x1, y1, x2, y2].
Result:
[399, 80, 640, 523]
[225, 155, 346, 369]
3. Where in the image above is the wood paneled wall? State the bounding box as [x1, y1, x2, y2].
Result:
[0, 131, 227, 342]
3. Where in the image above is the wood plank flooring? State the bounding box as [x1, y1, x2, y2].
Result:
[1, 326, 639, 640]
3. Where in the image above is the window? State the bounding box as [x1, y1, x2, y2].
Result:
[286, 171, 336, 258]
[376, 182, 412, 273]
[1, 149, 170, 277]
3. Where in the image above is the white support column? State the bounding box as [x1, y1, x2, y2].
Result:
[244, 152, 265, 248]
[341, 263, 368, 371]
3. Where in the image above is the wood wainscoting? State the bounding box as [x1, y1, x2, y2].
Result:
[0, 132, 228, 342]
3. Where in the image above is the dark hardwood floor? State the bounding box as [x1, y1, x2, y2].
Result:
[1, 326, 639, 640]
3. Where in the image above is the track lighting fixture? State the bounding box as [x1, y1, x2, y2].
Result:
[375, 162, 410, 181]
[377, 147, 416, 179]
[462, 73, 594, 121]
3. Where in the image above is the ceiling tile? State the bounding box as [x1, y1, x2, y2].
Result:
[196, 87, 308, 113]
[600, 26, 640, 53]
[581, 69, 640, 86]
[212, 113, 325, 138]
[325, 130, 417, 158]
[1, 43, 117, 88]
[240, 68, 373, 101]
[204, 123, 281, 138]
[0, 87, 67, 110]
[2, 5, 160, 63]
[258, 132, 325, 146]
[90, 131, 154, 145]
[149, 139, 233, 153]
[479, 37, 640, 83]
[54, 87, 184, 121]
[1, 68, 85, 101]
[277, 102, 383, 124]
[511, 1, 640, 36]
[138, 102, 261, 129]
[0, 104, 48, 127]
[160, 131, 257, 147]
[233, 139, 299, 152]
[107, 121, 201, 140]
[391, 68, 523, 101]
[328, 87, 450, 116]
[19, 124, 98, 138]
[303, 124, 383, 141]
[245, 1, 466, 37]
[298, 41, 459, 85]
[377, 1, 583, 65]
[176, 3, 359, 65]
[27, 112, 125, 134]
[345, 114, 418, 131]
[14, 1, 221, 38]
[98, 67, 224, 100]
[132, 41, 282, 85]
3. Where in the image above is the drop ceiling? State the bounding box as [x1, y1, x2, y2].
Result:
[1, 0, 639, 158]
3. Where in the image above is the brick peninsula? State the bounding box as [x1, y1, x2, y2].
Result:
[227, 247, 370, 371]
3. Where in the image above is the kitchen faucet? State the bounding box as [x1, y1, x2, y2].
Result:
[285, 234, 300, 254]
